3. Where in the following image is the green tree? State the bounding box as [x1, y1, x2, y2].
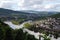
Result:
[24, 23, 32, 28]
[0, 28, 5, 40]
[43, 34, 50, 40]
[15, 29, 25, 40]
[27, 34, 38, 40]
[0, 20, 14, 40]
[5, 29, 13, 40]
[54, 32, 59, 39]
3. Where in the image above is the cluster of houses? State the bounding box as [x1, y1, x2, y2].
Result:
[31, 18, 60, 31]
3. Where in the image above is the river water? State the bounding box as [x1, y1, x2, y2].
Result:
[4, 21, 60, 40]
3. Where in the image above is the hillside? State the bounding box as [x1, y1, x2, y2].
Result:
[0, 20, 38, 40]
[0, 8, 60, 21]
[0, 8, 58, 17]
[50, 13, 60, 18]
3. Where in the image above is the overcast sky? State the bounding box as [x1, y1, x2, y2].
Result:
[0, 0, 60, 11]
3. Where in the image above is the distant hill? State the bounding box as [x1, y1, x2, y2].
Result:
[0, 8, 39, 19]
[0, 8, 60, 21]
[50, 13, 60, 18]
[0, 8, 59, 16]
[21, 10, 59, 14]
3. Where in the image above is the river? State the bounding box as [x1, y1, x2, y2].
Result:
[4, 21, 60, 40]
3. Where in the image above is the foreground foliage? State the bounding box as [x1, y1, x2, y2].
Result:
[0, 20, 38, 40]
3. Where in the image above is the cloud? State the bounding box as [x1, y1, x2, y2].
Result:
[0, 0, 60, 11]
[0, 0, 24, 10]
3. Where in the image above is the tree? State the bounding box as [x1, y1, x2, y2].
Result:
[24, 23, 32, 28]
[15, 29, 25, 40]
[0, 20, 14, 40]
[5, 29, 13, 40]
[54, 32, 59, 39]
[27, 34, 38, 40]
[43, 34, 50, 40]
[0, 28, 5, 40]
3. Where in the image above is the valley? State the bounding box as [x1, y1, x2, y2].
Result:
[0, 8, 60, 40]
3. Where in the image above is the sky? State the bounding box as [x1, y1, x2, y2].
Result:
[0, 0, 60, 11]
